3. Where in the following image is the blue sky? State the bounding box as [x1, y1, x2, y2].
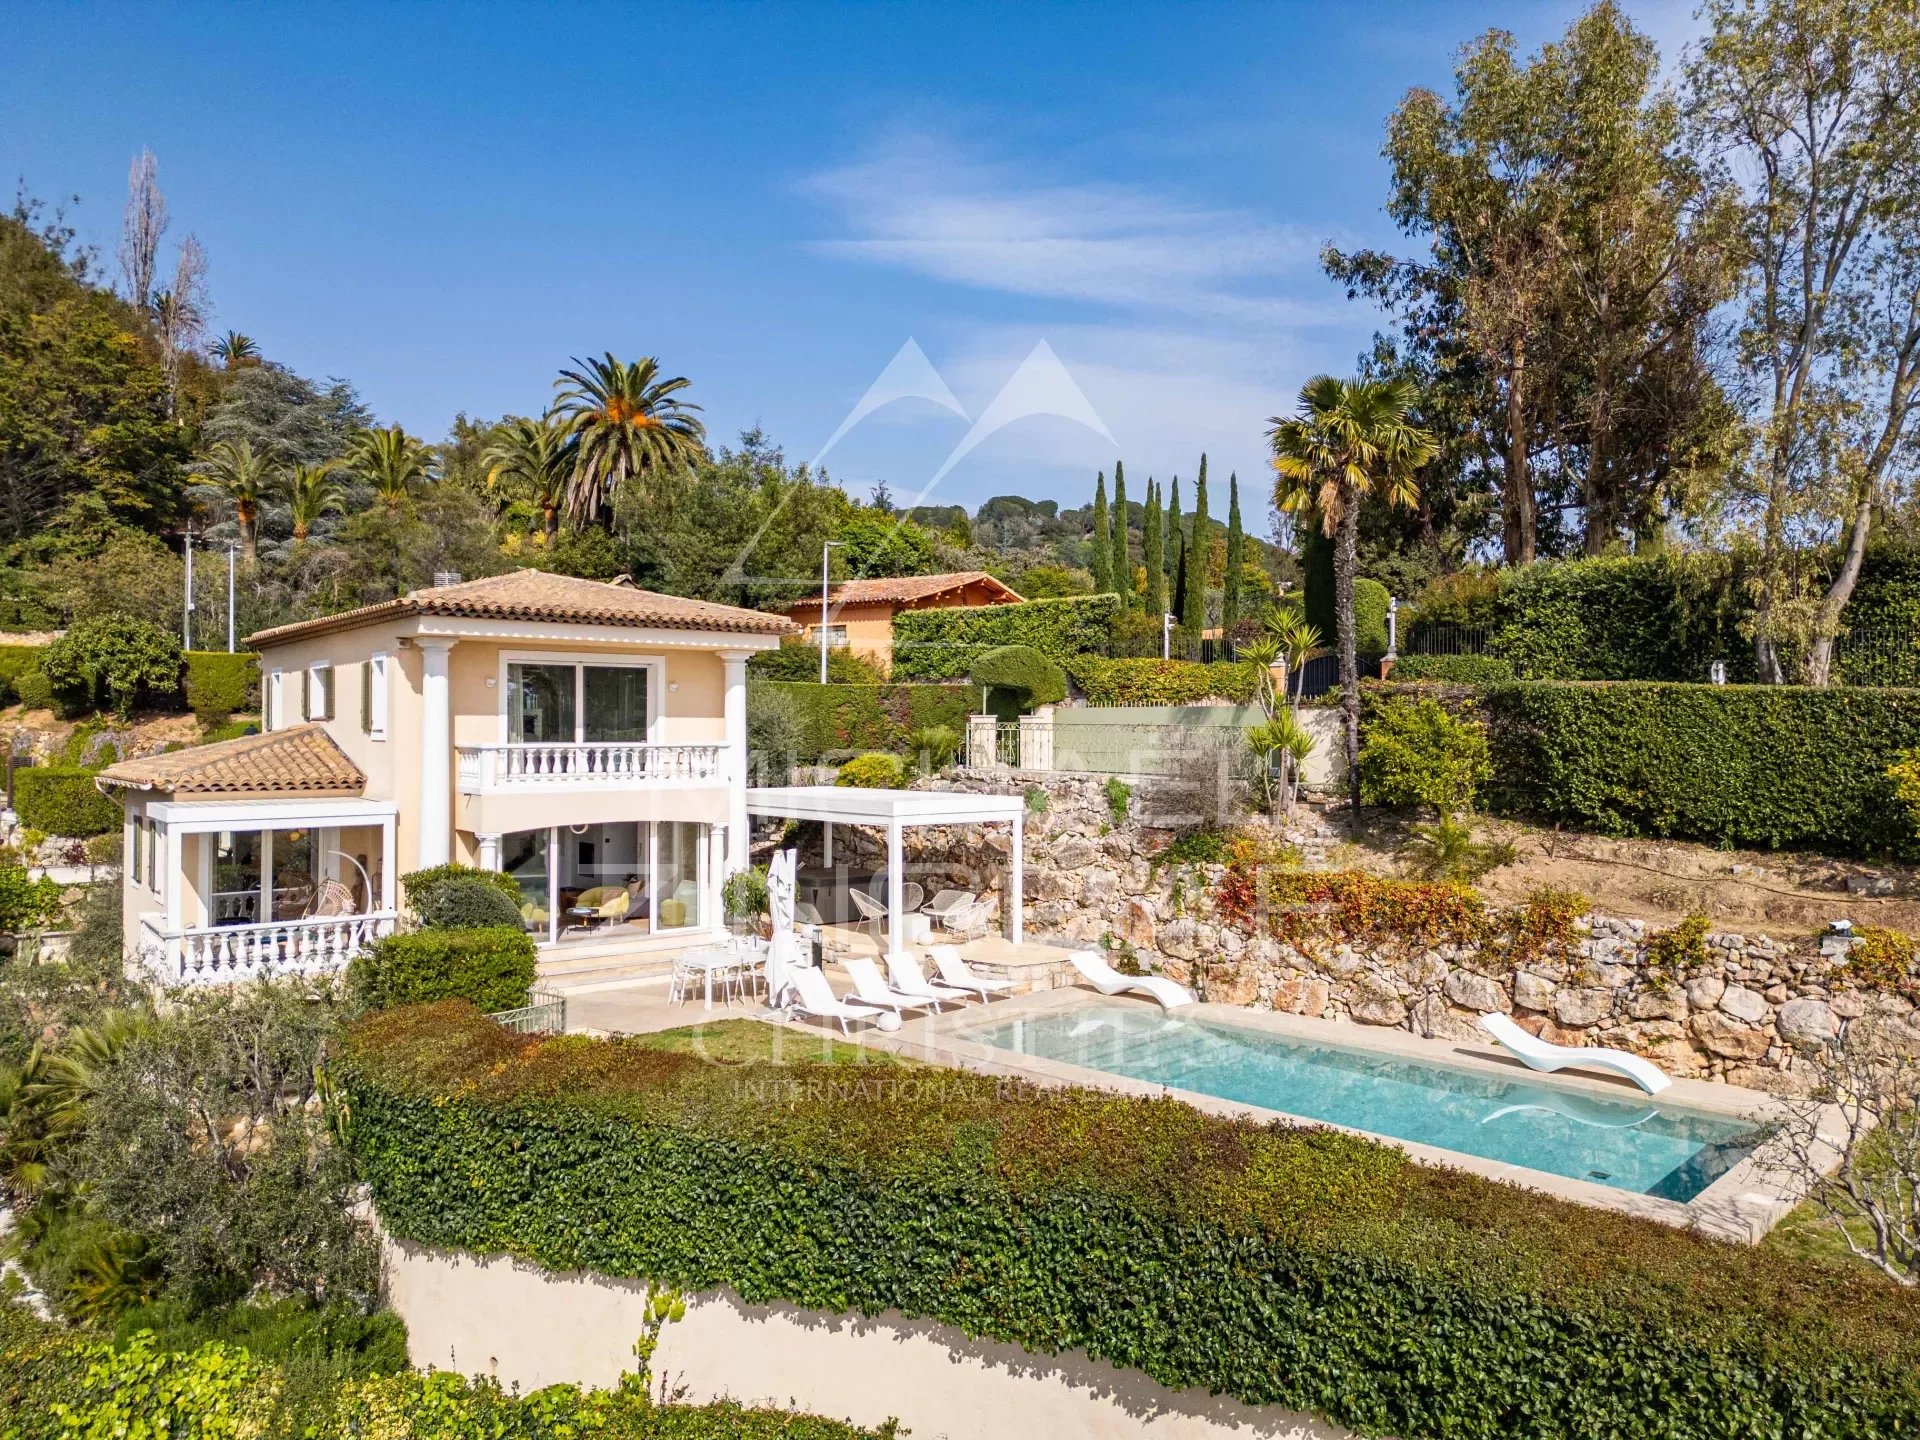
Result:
[2, 1, 1699, 535]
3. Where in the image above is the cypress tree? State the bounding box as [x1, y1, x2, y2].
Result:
[1223, 470, 1245, 633]
[1089, 471, 1111, 594]
[1143, 479, 1164, 617]
[1110, 463, 1130, 603]
[1183, 455, 1209, 634]
[1172, 525, 1189, 637]
[1166, 476, 1183, 613]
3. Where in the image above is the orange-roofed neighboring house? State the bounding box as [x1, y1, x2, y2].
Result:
[781, 571, 1023, 671]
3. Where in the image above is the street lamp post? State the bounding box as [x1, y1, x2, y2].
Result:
[227, 544, 237, 653]
[819, 540, 845, 683]
[1162, 611, 1174, 661]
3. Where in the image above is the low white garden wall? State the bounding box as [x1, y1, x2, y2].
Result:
[383, 1238, 1370, 1440]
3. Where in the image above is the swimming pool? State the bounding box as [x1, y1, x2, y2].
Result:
[956, 1003, 1758, 1202]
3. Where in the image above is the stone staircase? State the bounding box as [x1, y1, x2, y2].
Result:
[535, 939, 679, 994]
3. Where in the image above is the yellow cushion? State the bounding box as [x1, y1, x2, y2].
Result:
[659, 898, 686, 928]
[574, 886, 620, 909]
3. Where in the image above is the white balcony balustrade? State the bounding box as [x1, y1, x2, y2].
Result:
[457, 742, 724, 793]
[139, 912, 397, 986]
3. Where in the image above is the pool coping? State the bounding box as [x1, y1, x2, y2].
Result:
[879, 987, 1835, 1244]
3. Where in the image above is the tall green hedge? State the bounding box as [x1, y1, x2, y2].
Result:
[182, 651, 260, 723]
[348, 927, 536, 1014]
[15, 768, 119, 838]
[891, 594, 1119, 680]
[1066, 657, 1262, 705]
[0, 645, 46, 706]
[342, 1002, 1920, 1440]
[760, 681, 970, 760]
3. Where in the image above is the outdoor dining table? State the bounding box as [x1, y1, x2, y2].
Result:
[681, 941, 768, 1010]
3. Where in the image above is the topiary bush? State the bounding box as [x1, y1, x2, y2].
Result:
[348, 927, 536, 1015]
[40, 615, 182, 718]
[834, 752, 904, 788]
[15, 768, 119, 838]
[1352, 576, 1390, 655]
[1358, 696, 1491, 812]
[414, 878, 524, 930]
[182, 651, 259, 726]
[969, 645, 1066, 715]
[340, 1002, 1920, 1440]
[399, 863, 522, 921]
[892, 594, 1119, 680]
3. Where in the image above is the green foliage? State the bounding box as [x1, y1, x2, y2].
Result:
[13, 666, 52, 712]
[1153, 827, 1232, 868]
[749, 638, 887, 684]
[968, 645, 1066, 713]
[341, 1002, 1920, 1440]
[0, 644, 45, 705]
[1403, 815, 1515, 883]
[1357, 696, 1491, 812]
[891, 594, 1119, 680]
[837, 508, 937, 577]
[1023, 785, 1049, 814]
[1645, 914, 1713, 989]
[350, 928, 536, 1016]
[760, 682, 970, 761]
[0, 864, 65, 933]
[15, 769, 119, 838]
[40, 615, 181, 717]
[1103, 776, 1132, 825]
[1389, 654, 1516, 684]
[1478, 681, 1920, 856]
[746, 680, 806, 786]
[46, 1330, 280, 1437]
[113, 1297, 408, 1382]
[415, 878, 524, 931]
[1068, 657, 1262, 705]
[721, 866, 770, 921]
[1352, 576, 1391, 654]
[1889, 749, 1920, 838]
[834, 753, 904, 789]
[1489, 554, 1750, 682]
[903, 723, 959, 772]
[400, 862, 522, 916]
[181, 652, 259, 726]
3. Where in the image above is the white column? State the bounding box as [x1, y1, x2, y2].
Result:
[823, 820, 834, 867]
[416, 640, 456, 869]
[477, 833, 502, 871]
[379, 816, 397, 913]
[886, 819, 905, 963]
[546, 825, 559, 946]
[719, 649, 752, 874]
[162, 824, 181, 931]
[1008, 814, 1024, 945]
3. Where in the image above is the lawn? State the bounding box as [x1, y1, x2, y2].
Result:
[622, 1017, 904, 1066]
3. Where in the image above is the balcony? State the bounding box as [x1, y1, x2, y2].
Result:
[457, 741, 726, 794]
[139, 912, 398, 987]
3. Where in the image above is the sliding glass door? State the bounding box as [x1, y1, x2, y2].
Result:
[584, 667, 648, 743]
[506, 660, 650, 745]
[501, 819, 707, 945]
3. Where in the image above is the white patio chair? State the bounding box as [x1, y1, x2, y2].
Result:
[843, 957, 940, 1017]
[667, 951, 701, 1006]
[1478, 1012, 1671, 1095]
[848, 887, 889, 948]
[789, 968, 888, 1035]
[929, 945, 1015, 1002]
[885, 952, 972, 1011]
[1068, 950, 1195, 1011]
[923, 889, 987, 934]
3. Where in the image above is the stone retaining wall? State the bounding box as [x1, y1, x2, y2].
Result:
[811, 771, 1914, 1092]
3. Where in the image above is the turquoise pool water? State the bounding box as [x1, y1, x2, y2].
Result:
[957, 1004, 1757, 1201]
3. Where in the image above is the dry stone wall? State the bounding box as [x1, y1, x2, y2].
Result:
[811, 771, 1917, 1093]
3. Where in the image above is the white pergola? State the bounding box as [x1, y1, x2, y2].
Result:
[745, 786, 1025, 959]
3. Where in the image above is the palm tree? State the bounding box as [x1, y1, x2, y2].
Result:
[198, 438, 274, 562]
[346, 424, 436, 509]
[286, 464, 347, 542]
[214, 331, 259, 368]
[1269, 376, 1434, 810]
[484, 415, 574, 538]
[551, 353, 705, 527]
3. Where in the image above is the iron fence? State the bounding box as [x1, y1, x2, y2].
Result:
[1834, 624, 1920, 689]
[1404, 622, 1494, 657]
[489, 989, 566, 1035]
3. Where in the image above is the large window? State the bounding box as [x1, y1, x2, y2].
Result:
[501, 819, 706, 944]
[506, 659, 652, 745]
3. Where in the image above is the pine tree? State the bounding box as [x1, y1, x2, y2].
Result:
[1143, 479, 1164, 617]
[1183, 455, 1209, 634]
[1089, 471, 1111, 594]
[1223, 470, 1245, 633]
[1110, 462, 1130, 604]
[1166, 476, 1183, 613]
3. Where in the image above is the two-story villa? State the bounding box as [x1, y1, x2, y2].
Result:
[97, 570, 795, 985]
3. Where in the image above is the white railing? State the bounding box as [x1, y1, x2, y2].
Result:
[457, 742, 724, 792]
[139, 911, 397, 986]
[210, 886, 311, 925]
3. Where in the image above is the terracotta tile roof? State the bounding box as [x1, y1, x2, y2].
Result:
[787, 571, 1023, 611]
[247, 569, 798, 649]
[95, 725, 366, 796]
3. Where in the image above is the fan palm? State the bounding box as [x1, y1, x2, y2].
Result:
[484, 415, 574, 538]
[346, 425, 436, 509]
[214, 331, 259, 368]
[198, 438, 274, 562]
[1269, 376, 1434, 809]
[286, 464, 347, 542]
[551, 353, 705, 527]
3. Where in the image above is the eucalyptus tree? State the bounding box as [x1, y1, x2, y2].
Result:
[551, 353, 705, 527]
[484, 414, 573, 538]
[197, 438, 273, 562]
[1270, 376, 1435, 808]
[346, 424, 436, 510]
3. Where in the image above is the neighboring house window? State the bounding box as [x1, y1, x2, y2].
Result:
[306, 664, 334, 722]
[362, 653, 388, 739]
[812, 626, 848, 649]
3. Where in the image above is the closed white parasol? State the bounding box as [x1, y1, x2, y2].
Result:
[764, 847, 800, 1009]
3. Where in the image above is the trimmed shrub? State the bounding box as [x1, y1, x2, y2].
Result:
[749, 637, 888, 684]
[1068, 657, 1262, 705]
[760, 682, 970, 761]
[891, 594, 1119, 680]
[1358, 696, 1491, 812]
[40, 614, 182, 717]
[968, 645, 1066, 714]
[415, 878, 524, 930]
[15, 768, 119, 838]
[348, 927, 536, 1014]
[183, 651, 259, 725]
[399, 862, 521, 917]
[341, 1002, 1920, 1440]
[1352, 577, 1390, 655]
[12, 666, 52, 712]
[0, 645, 45, 705]
[1389, 654, 1515, 684]
[835, 752, 904, 788]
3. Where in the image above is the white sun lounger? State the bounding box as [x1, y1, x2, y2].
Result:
[1477, 1012, 1671, 1095]
[886, 952, 972, 1010]
[929, 945, 1015, 1001]
[1069, 950, 1195, 1011]
[790, 968, 887, 1035]
[844, 957, 942, 1018]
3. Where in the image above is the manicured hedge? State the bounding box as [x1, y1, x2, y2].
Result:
[14, 767, 119, 838]
[182, 650, 260, 723]
[342, 1003, 1920, 1440]
[1389, 654, 1515, 684]
[1067, 657, 1262, 705]
[760, 681, 971, 760]
[891, 594, 1119, 680]
[0, 645, 45, 706]
[349, 927, 536, 1014]
[969, 644, 1066, 713]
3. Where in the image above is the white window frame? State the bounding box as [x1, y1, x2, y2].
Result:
[305, 663, 334, 722]
[265, 669, 282, 730]
[496, 650, 664, 746]
[811, 625, 849, 650]
[129, 813, 143, 892]
[363, 652, 388, 740]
